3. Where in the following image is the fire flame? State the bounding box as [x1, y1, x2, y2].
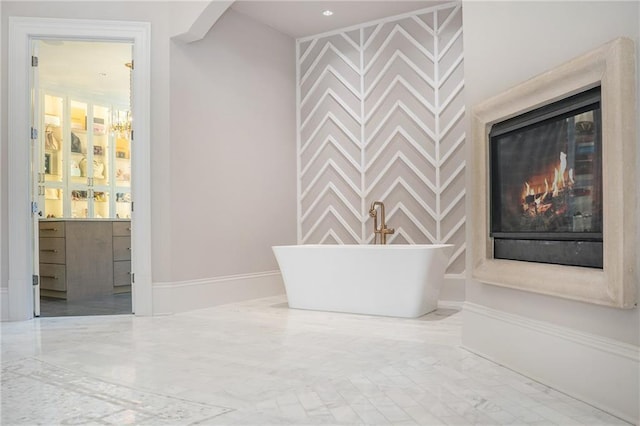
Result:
[521, 151, 574, 216]
[551, 152, 567, 197]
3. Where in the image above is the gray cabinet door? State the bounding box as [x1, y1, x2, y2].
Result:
[39, 238, 66, 264]
[40, 264, 67, 291]
[113, 236, 131, 261]
[65, 221, 113, 300]
[114, 261, 131, 287]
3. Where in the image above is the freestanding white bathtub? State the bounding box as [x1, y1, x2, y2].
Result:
[272, 244, 454, 318]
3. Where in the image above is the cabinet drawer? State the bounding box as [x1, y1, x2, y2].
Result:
[114, 261, 131, 287]
[40, 264, 66, 291]
[39, 238, 65, 263]
[113, 236, 131, 261]
[113, 221, 131, 237]
[39, 222, 65, 238]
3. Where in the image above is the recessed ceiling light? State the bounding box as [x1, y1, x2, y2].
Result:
[322, 10, 333, 16]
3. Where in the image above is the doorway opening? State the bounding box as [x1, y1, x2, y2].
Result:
[35, 40, 134, 317]
[8, 17, 152, 321]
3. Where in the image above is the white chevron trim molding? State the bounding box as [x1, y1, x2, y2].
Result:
[439, 54, 464, 88]
[365, 152, 437, 195]
[439, 80, 465, 113]
[364, 24, 435, 74]
[447, 243, 465, 266]
[302, 111, 361, 153]
[301, 65, 361, 107]
[301, 41, 360, 85]
[364, 50, 436, 98]
[301, 135, 361, 176]
[301, 159, 361, 199]
[365, 126, 436, 169]
[411, 15, 435, 37]
[301, 88, 361, 130]
[437, 4, 462, 34]
[369, 177, 438, 221]
[365, 100, 437, 145]
[439, 106, 465, 139]
[297, 2, 465, 276]
[301, 182, 361, 222]
[299, 38, 318, 63]
[302, 206, 361, 243]
[442, 216, 465, 243]
[440, 132, 465, 166]
[438, 27, 463, 60]
[387, 202, 437, 243]
[365, 75, 436, 122]
[341, 32, 360, 51]
[319, 229, 345, 244]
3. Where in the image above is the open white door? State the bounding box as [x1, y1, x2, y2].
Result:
[30, 39, 41, 317]
[128, 44, 135, 314]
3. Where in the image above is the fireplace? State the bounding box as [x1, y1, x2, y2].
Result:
[489, 87, 603, 268]
[470, 38, 636, 308]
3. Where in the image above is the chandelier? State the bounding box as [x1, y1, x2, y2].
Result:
[110, 61, 133, 135]
[111, 113, 131, 134]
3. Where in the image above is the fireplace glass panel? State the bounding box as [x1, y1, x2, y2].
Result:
[490, 87, 603, 268]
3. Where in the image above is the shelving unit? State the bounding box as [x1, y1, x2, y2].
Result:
[39, 91, 132, 220]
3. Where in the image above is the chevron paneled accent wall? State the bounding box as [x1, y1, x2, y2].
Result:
[296, 2, 465, 276]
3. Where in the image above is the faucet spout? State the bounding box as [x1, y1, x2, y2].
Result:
[369, 201, 394, 244]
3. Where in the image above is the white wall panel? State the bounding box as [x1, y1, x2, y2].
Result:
[297, 2, 465, 275]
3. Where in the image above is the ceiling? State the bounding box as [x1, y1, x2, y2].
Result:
[35, 2, 445, 98]
[38, 40, 132, 105]
[230, 1, 448, 38]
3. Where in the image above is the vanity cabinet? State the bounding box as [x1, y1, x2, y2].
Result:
[39, 219, 131, 300]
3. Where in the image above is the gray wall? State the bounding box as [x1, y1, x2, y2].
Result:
[462, 1, 640, 346]
[169, 9, 296, 280]
[1, 3, 297, 307]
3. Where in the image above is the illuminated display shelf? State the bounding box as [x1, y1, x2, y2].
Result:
[39, 91, 132, 220]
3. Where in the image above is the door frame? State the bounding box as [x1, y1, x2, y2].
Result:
[8, 17, 152, 320]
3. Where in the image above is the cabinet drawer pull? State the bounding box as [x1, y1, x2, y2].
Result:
[127, 247, 131, 251]
[41, 249, 58, 253]
[41, 228, 58, 231]
[127, 272, 132, 275]
[127, 227, 131, 231]
[41, 275, 58, 280]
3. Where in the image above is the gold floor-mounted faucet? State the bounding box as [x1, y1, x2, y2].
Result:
[369, 201, 394, 244]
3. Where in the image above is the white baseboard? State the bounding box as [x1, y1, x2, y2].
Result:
[153, 270, 284, 315]
[0, 287, 8, 321]
[462, 302, 639, 424]
[437, 300, 463, 310]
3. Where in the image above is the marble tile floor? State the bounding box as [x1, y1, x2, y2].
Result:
[1, 296, 630, 425]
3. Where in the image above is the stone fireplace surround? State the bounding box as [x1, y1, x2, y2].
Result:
[471, 38, 637, 308]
